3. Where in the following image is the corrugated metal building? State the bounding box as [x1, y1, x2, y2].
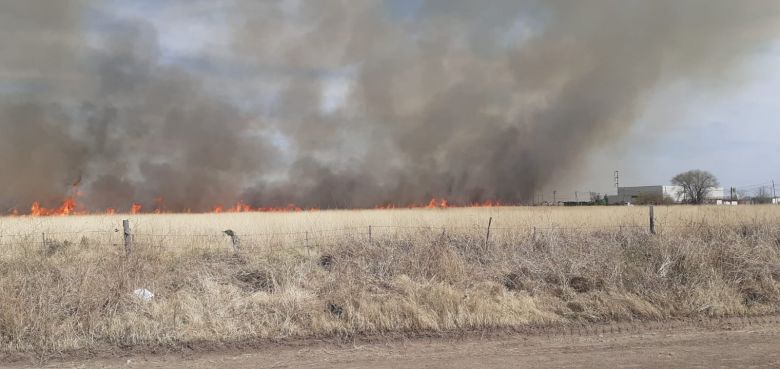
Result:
[608, 185, 725, 204]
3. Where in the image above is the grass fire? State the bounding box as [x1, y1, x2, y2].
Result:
[2, 0, 780, 367]
[10, 191, 503, 216]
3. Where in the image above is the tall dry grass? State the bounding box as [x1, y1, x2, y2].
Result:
[0, 205, 779, 356]
[1, 205, 778, 253]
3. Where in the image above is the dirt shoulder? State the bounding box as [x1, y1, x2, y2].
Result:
[8, 317, 780, 369]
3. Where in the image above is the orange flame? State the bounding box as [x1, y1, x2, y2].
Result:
[418, 198, 449, 209]
[30, 197, 78, 216]
[231, 201, 252, 212]
[206, 202, 309, 213]
[16, 193, 507, 216]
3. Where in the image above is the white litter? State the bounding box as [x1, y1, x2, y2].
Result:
[133, 288, 154, 301]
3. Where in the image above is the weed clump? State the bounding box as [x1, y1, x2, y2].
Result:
[569, 277, 591, 293]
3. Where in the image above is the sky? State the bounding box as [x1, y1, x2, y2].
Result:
[1, 0, 779, 210]
[584, 41, 780, 197]
[121, 0, 780, 197]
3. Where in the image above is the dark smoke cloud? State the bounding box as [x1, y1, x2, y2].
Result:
[1, 0, 779, 212]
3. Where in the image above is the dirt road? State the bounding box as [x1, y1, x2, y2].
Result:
[9, 319, 780, 368]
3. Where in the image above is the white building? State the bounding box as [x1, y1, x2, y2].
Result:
[609, 185, 725, 204]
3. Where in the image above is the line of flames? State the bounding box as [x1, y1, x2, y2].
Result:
[12, 197, 503, 217]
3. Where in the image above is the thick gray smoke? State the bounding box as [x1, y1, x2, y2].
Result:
[1, 0, 779, 212]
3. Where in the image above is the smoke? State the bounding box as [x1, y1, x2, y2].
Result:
[1, 0, 779, 212]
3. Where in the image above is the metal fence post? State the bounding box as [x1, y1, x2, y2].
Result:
[484, 217, 493, 250]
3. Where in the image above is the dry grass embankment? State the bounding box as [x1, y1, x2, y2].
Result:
[0, 206, 779, 356]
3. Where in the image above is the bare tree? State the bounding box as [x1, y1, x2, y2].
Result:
[752, 186, 773, 204]
[671, 170, 719, 204]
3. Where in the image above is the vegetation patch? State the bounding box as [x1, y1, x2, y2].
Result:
[1, 206, 779, 356]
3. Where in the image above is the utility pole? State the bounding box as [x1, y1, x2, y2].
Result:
[553, 190, 557, 205]
[575, 191, 579, 205]
[773, 180, 777, 203]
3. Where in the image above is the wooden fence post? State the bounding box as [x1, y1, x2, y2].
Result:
[368, 225, 372, 242]
[123, 219, 132, 256]
[649, 206, 656, 235]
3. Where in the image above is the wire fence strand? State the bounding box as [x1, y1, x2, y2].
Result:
[2, 220, 777, 254]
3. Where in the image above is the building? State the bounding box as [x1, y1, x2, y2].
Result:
[608, 185, 725, 204]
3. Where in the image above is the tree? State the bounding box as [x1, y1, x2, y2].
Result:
[751, 186, 773, 204]
[671, 170, 719, 204]
[590, 192, 607, 205]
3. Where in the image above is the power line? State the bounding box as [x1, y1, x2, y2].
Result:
[733, 181, 773, 189]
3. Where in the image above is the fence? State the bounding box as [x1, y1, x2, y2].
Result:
[2, 205, 769, 258]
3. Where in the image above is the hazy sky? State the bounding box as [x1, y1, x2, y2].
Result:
[119, 0, 780, 198]
[586, 41, 780, 197]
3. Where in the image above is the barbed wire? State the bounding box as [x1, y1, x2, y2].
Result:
[0, 230, 115, 237]
[1, 222, 776, 250]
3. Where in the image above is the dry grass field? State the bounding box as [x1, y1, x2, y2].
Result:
[1, 205, 779, 357]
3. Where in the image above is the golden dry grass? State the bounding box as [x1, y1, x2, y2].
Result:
[0, 205, 779, 356]
[2, 205, 778, 252]
[3, 204, 779, 233]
